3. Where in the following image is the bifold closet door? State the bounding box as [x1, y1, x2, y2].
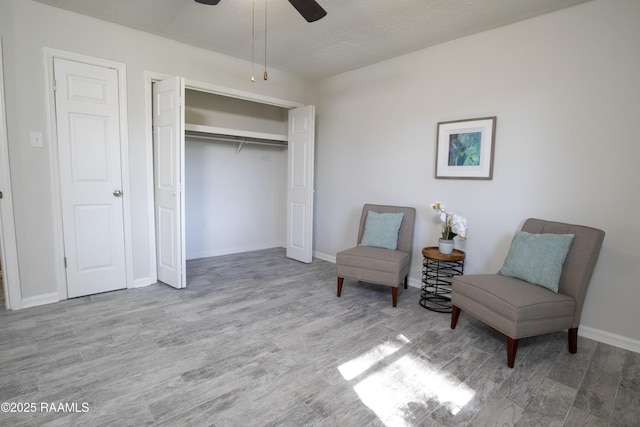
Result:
[153, 76, 186, 289]
[286, 105, 315, 263]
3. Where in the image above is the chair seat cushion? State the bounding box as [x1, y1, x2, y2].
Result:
[452, 274, 575, 338]
[336, 246, 410, 287]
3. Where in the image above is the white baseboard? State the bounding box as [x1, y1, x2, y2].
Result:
[21, 292, 59, 309]
[408, 277, 421, 288]
[130, 277, 155, 289]
[187, 242, 284, 261]
[579, 325, 640, 353]
[312, 250, 335, 263]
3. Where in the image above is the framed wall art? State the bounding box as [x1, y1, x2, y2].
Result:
[435, 116, 496, 180]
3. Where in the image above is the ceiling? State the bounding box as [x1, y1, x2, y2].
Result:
[34, 0, 591, 81]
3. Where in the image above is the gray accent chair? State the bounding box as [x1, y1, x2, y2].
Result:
[451, 218, 605, 368]
[336, 204, 416, 307]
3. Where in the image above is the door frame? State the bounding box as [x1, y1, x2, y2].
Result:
[44, 48, 133, 300]
[143, 72, 304, 282]
[0, 38, 22, 310]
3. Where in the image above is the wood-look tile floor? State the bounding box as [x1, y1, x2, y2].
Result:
[1, 248, 639, 426]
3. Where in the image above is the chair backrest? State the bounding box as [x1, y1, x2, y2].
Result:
[521, 218, 605, 327]
[357, 204, 416, 254]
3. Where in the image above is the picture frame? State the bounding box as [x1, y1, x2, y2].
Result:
[435, 116, 497, 180]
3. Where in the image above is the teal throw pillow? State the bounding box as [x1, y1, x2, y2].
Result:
[359, 211, 404, 250]
[498, 231, 575, 292]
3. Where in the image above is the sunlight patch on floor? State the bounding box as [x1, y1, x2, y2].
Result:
[338, 334, 476, 425]
[338, 334, 409, 381]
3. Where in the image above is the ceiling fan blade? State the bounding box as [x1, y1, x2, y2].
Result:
[194, 0, 327, 23]
[288, 0, 327, 23]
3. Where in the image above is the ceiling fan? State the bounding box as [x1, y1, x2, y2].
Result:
[194, 0, 327, 23]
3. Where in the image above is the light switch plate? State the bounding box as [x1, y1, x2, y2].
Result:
[30, 131, 44, 148]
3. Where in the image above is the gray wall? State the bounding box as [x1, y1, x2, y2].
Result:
[0, 0, 314, 301]
[314, 0, 640, 347]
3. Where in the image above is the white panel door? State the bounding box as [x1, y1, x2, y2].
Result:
[54, 58, 126, 298]
[286, 105, 315, 263]
[0, 38, 21, 309]
[153, 77, 185, 289]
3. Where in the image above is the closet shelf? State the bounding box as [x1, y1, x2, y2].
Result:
[185, 123, 287, 149]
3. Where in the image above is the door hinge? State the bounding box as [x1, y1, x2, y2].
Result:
[64, 257, 67, 268]
[53, 79, 57, 92]
[0, 191, 3, 199]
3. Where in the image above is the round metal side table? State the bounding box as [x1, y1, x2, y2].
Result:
[419, 246, 465, 313]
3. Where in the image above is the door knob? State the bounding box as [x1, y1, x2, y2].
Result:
[113, 190, 122, 197]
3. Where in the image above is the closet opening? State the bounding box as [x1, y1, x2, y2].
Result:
[183, 89, 289, 262]
[149, 75, 315, 290]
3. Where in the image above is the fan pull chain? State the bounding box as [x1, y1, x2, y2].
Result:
[263, 0, 268, 80]
[251, 0, 256, 82]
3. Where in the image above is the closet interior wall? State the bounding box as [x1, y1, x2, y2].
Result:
[184, 89, 289, 260]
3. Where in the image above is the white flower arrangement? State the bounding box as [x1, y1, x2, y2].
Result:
[430, 201, 468, 240]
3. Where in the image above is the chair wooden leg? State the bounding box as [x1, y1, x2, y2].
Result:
[568, 327, 578, 353]
[507, 337, 519, 368]
[404, 275, 408, 289]
[337, 277, 343, 297]
[391, 287, 398, 307]
[451, 305, 461, 329]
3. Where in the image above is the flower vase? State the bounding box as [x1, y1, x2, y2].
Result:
[438, 238, 454, 255]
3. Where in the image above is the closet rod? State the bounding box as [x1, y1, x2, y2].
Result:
[185, 131, 287, 148]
